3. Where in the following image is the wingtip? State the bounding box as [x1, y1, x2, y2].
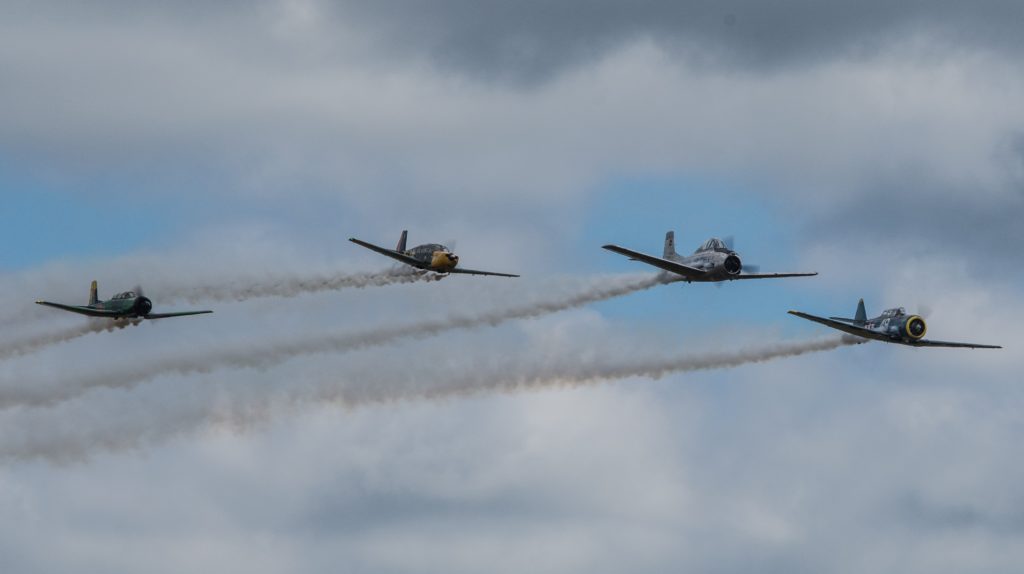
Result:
[35, 300, 45, 305]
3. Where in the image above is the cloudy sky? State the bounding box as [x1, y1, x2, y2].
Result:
[1, 1, 1023, 571]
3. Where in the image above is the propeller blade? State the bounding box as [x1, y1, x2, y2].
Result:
[723, 235, 735, 251]
[133, 285, 146, 298]
[743, 264, 760, 273]
[918, 304, 933, 319]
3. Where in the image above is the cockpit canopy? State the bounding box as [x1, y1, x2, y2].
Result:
[880, 307, 906, 318]
[411, 243, 449, 255]
[111, 291, 137, 300]
[695, 238, 730, 253]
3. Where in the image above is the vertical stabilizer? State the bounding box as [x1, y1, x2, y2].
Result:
[854, 298, 867, 325]
[88, 281, 99, 306]
[663, 231, 678, 259]
[396, 230, 408, 253]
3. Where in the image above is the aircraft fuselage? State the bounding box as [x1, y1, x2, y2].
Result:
[668, 248, 743, 282]
[405, 243, 460, 273]
[858, 307, 928, 345]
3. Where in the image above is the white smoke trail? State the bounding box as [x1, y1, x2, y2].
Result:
[0, 267, 439, 330]
[0, 268, 440, 353]
[339, 335, 859, 405]
[0, 273, 674, 409]
[0, 319, 140, 360]
[161, 267, 444, 304]
[0, 335, 854, 462]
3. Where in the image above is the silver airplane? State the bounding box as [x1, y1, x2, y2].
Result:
[602, 231, 817, 282]
[349, 230, 519, 278]
[789, 299, 1001, 349]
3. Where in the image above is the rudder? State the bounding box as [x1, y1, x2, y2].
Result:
[396, 230, 408, 253]
[88, 280, 99, 306]
[854, 298, 867, 325]
[663, 231, 678, 259]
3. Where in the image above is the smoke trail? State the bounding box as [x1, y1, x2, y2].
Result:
[0, 273, 674, 409]
[0, 335, 853, 462]
[162, 267, 443, 304]
[0, 319, 140, 360]
[0, 267, 439, 330]
[344, 335, 859, 405]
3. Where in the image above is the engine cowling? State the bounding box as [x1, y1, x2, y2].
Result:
[723, 254, 742, 275]
[900, 315, 927, 340]
[134, 297, 153, 317]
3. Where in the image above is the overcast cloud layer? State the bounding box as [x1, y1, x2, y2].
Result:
[1, 1, 1023, 573]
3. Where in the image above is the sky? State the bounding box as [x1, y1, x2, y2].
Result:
[1, 1, 1023, 572]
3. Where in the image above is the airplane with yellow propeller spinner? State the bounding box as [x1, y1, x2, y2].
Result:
[36, 281, 213, 321]
[789, 299, 1001, 349]
[603, 230, 817, 282]
[349, 230, 519, 278]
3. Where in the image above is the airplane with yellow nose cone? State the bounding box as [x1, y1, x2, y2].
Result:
[349, 230, 520, 278]
[788, 298, 1001, 349]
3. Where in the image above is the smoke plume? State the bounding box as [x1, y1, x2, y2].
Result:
[0, 335, 855, 462]
[0, 273, 674, 409]
[0, 319, 140, 360]
[161, 267, 444, 304]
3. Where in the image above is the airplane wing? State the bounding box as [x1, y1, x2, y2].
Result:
[910, 339, 1002, 349]
[730, 272, 819, 280]
[144, 310, 214, 320]
[447, 268, 520, 278]
[601, 245, 708, 280]
[348, 238, 425, 268]
[787, 310, 892, 343]
[35, 301, 123, 318]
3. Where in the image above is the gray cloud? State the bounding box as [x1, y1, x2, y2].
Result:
[1, 2, 1024, 572]
[333, 0, 1024, 82]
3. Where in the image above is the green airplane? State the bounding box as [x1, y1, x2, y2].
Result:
[36, 281, 212, 321]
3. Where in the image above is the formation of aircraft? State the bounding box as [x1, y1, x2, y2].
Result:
[602, 231, 817, 282]
[36, 281, 212, 321]
[23, 228, 1002, 353]
[349, 230, 520, 278]
[789, 299, 1001, 349]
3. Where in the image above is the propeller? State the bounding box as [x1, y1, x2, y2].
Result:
[132, 285, 153, 316]
[917, 303, 933, 319]
[721, 236, 764, 274]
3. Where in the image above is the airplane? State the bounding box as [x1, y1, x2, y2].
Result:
[602, 231, 817, 282]
[36, 281, 213, 321]
[788, 299, 1001, 349]
[349, 230, 519, 278]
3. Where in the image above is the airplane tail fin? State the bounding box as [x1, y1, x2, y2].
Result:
[854, 298, 867, 325]
[88, 280, 99, 306]
[396, 230, 408, 253]
[663, 231, 678, 259]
